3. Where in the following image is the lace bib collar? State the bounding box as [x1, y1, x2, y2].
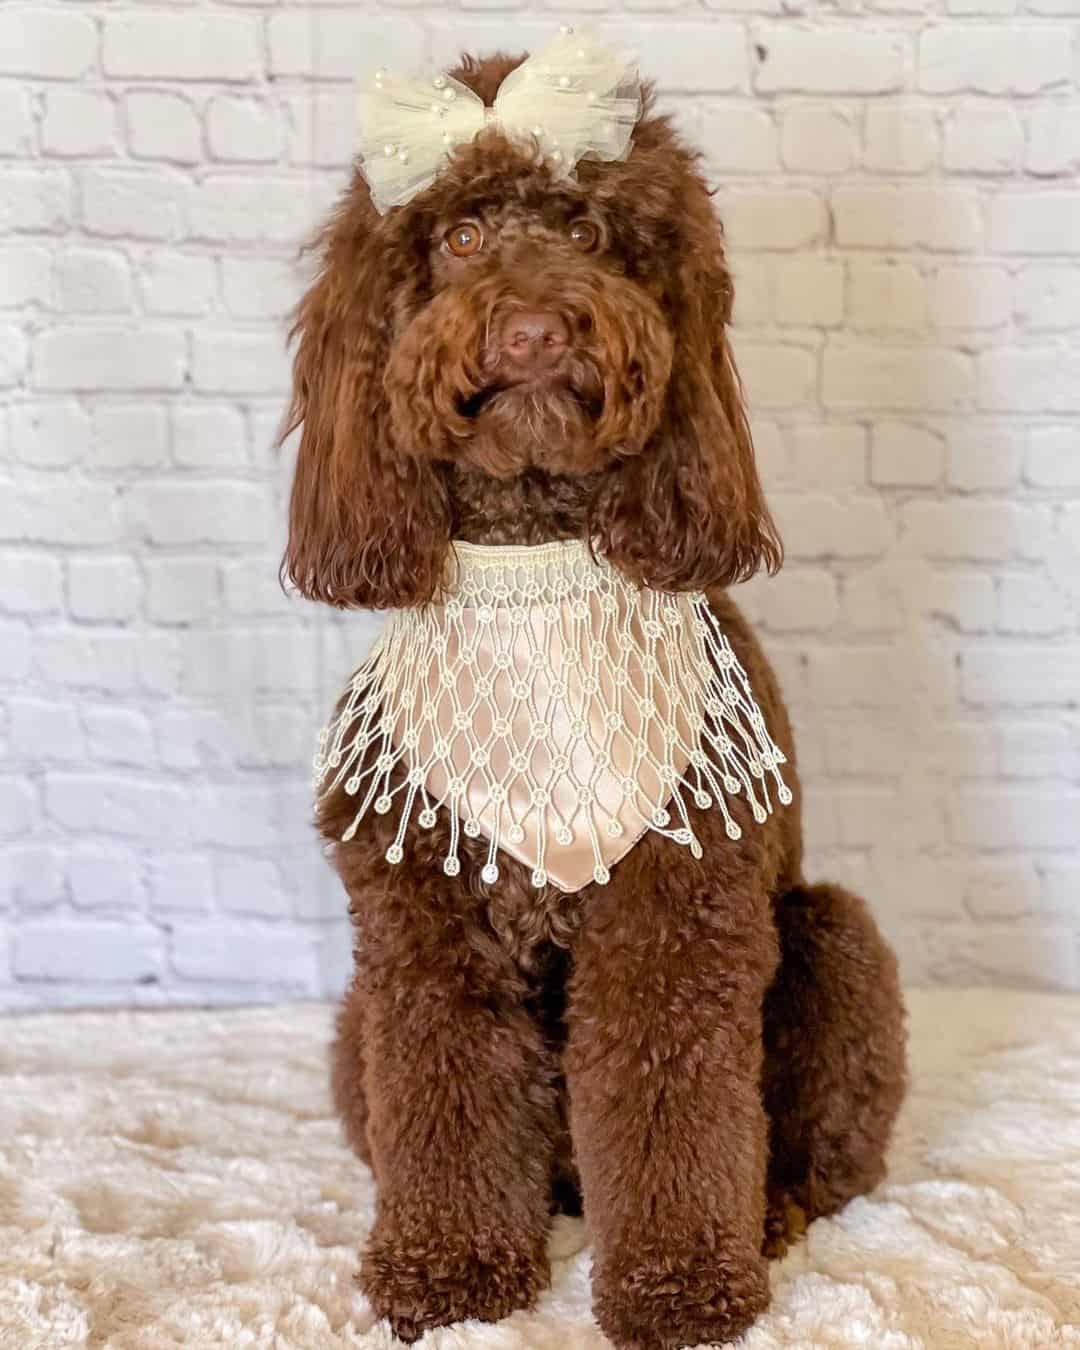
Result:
[316, 539, 790, 893]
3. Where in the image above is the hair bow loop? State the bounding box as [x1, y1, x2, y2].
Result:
[356, 28, 641, 214]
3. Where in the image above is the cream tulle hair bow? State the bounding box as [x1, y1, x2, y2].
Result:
[356, 27, 642, 214]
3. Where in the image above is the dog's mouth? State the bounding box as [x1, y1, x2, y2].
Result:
[458, 365, 605, 423]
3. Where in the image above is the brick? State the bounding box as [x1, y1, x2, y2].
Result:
[3, 480, 124, 547]
[68, 844, 140, 910]
[864, 104, 939, 174]
[171, 403, 246, 468]
[10, 401, 91, 467]
[128, 481, 272, 545]
[125, 91, 203, 165]
[56, 249, 134, 314]
[715, 189, 827, 250]
[42, 91, 117, 159]
[223, 558, 294, 615]
[1041, 866, 1080, 925]
[928, 264, 1012, 330]
[848, 261, 928, 332]
[0, 844, 64, 911]
[997, 574, 1070, 634]
[83, 706, 155, 766]
[871, 423, 945, 486]
[0, 169, 71, 233]
[919, 25, 1071, 93]
[14, 922, 161, 983]
[1027, 104, 1080, 176]
[206, 96, 283, 163]
[286, 93, 354, 168]
[140, 251, 218, 318]
[950, 788, 1079, 848]
[181, 629, 320, 697]
[190, 331, 290, 395]
[189, 175, 329, 245]
[741, 569, 838, 632]
[221, 258, 300, 320]
[1015, 265, 1080, 331]
[734, 343, 817, 410]
[977, 349, 1080, 413]
[149, 854, 213, 915]
[943, 105, 1023, 174]
[68, 556, 141, 622]
[33, 326, 186, 393]
[730, 259, 771, 327]
[0, 778, 36, 837]
[146, 558, 219, 623]
[272, 13, 425, 81]
[0, 83, 34, 157]
[806, 644, 950, 708]
[8, 697, 83, 763]
[104, 13, 260, 81]
[900, 501, 1051, 562]
[833, 186, 981, 251]
[0, 246, 52, 307]
[170, 922, 318, 987]
[46, 773, 188, 840]
[701, 105, 778, 174]
[770, 494, 891, 558]
[988, 193, 1080, 254]
[962, 644, 1080, 704]
[772, 258, 844, 327]
[915, 925, 1077, 991]
[947, 426, 1024, 490]
[963, 863, 1039, 920]
[754, 26, 905, 93]
[779, 106, 856, 173]
[788, 424, 867, 487]
[823, 344, 975, 411]
[0, 327, 27, 387]
[90, 403, 169, 470]
[0, 9, 96, 79]
[1026, 426, 1080, 487]
[0, 551, 63, 616]
[82, 169, 190, 241]
[217, 858, 288, 916]
[34, 627, 136, 692]
[998, 722, 1074, 778]
[924, 568, 997, 632]
[0, 620, 32, 681]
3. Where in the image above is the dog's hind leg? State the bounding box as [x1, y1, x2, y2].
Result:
[761, 883, 907, 1258]
[330, 975, 373, 1169]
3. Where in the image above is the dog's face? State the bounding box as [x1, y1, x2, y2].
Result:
[283, 54, 780, 609]
[385, 141, 675, 481]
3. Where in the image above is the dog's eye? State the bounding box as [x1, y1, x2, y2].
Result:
[568, 218, 599, 252]
[445, 221, 484, 258]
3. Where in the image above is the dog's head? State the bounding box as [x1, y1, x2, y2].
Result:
[282, 52, 781, 608]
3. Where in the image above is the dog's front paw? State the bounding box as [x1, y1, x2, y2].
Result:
[359, 1220, 550, 1342]
[593, 1247, 769, 1350]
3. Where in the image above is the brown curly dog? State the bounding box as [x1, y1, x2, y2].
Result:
[281, 51, 908, 1350]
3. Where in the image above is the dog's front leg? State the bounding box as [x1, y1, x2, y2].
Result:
[350, 855, 557, 1343]
[566, 837, 780, 1350]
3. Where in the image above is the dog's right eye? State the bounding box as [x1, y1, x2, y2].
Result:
[444, 221, 484, 258]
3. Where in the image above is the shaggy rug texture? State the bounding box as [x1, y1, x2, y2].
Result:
[1, 990, 1078, 1350]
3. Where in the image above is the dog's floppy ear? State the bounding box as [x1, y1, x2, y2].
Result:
[280, 180, 451, 610]
[591, 154, 782, 594]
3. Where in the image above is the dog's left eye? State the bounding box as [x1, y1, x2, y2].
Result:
[568, 218, 599, 252]
[445, 221, 484, 257]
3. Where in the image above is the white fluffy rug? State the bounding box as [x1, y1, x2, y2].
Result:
[2, 991, 1078, 1350]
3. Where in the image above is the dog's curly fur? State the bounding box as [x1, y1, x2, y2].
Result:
[283, 53, 908, 1350]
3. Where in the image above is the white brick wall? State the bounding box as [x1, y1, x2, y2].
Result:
[1, 2, 1077, 1008]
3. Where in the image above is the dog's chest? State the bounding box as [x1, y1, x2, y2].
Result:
[316, 540, 790, 895]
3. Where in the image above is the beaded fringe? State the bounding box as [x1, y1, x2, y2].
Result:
[315, 540, 791, 891]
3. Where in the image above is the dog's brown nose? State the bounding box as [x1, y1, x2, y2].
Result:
[500, 310, 569, 371]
